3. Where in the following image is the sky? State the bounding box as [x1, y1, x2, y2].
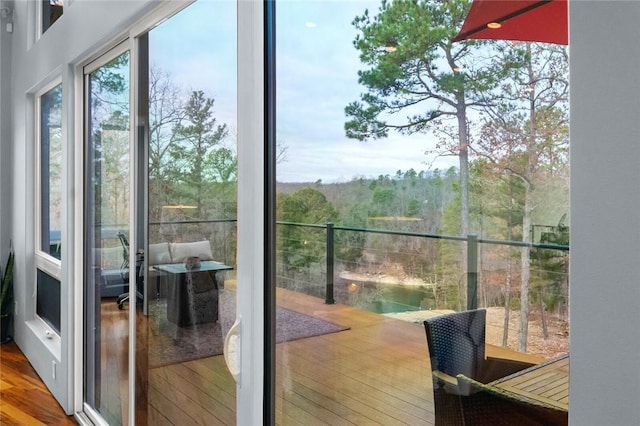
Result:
[149, 0, 457, 183]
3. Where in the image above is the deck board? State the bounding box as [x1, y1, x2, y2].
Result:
[492, 354, 569, 411]
[145, 287, 435, 425]
[2, 286, 555, 425]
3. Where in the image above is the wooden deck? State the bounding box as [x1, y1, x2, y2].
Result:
[1, 287, 549, 425]
[275, 288, 435, 425]
[148, 287, 436, 425]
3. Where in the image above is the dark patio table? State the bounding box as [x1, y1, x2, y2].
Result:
[155, 261, 233, 326]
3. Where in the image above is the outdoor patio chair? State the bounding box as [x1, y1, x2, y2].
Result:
[455, 374, 568, 425]
[423, 309, 536, 425]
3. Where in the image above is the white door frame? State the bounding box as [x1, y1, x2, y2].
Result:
[236, 1, 266, 424]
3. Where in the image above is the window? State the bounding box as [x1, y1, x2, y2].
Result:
[36, 270, 61, 333]
[38, 83, 63, 260]
[36, 81, 62, 335]
[42, 0, 63, 34]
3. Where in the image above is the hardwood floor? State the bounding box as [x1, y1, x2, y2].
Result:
[0, 341, 76, 425]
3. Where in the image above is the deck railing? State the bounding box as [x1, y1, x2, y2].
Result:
[140, 217, 568, 355]
[142, 218, 568, 322]
[278, 221, 569, 311]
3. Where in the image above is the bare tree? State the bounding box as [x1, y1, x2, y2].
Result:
[148, 66, 186, 221]
[475, 42, 569, 352]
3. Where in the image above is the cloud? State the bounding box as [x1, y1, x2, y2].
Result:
[150, 0, 458, 183]
[277, 131, 458, 183]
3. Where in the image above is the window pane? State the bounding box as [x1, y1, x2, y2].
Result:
[84, 49, 130, 425]
[275, 1, 569, 424]
[40, 84, 63, 259]
[141, 1, 238, 423]
[42, 0, 63, 33]
[36, 270, 61, 334]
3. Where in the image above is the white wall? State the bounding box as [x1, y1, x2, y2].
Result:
[570, 1, 640, 424]
[8, 0, 158, 414]
[0, 1, 13, 283]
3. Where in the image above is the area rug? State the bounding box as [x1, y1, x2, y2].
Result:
[146, 289, 349, 368]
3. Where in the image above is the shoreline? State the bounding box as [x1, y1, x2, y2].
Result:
[338, 270, 432, 287]
[383, 309, 455, 322]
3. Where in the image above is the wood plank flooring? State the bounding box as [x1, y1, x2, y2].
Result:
[0, 341, 76, 425]
[6, 287, 549, 425]
[0, 286, 555, 425]
[493, 353, 569, 410]
[145, 288, 436, 425]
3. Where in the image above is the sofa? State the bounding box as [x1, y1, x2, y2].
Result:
[148, 240, 219, 299]
[148, 240, 229, 326]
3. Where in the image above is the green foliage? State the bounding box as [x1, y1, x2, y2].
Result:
[143, 70, 237, 249]
[1, 250, 14, 317]
[345, 0, 506, 141]
[406, 198, 421, 217]
[337, 203, 368, 263]
[157, 90, 235, 222]
[466, 159, 526, 239]
[509, 297, 520, 311]
[277, 188, 339, 271]
[530, 221, 569, 312]
[92, 54, 129, 95]
[277, 188, 338, 225]
[371, 187, 396, 216]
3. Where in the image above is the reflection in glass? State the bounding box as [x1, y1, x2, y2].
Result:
[84, 50, 130, 425]
[274, 1, 568, 424]
[40, 84, 62, 259]
[42, 0, 63, 33]
[139, 1, 238, 424]
[36, 270, 61, 334]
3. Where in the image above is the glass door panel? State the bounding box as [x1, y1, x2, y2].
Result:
[274, 1, 569, 424]
[81, 3, 265, 424]
[83, 46, 131, 425]
[137, 2, 239, 424]
[271, 2, 437, 425]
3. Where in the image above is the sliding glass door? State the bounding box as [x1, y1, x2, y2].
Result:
[83, 43, 132, 424]
[136, 2, 241, 424]
[80, 1, 267, 424]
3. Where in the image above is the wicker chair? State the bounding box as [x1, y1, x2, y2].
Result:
[423, 309, 536, 425]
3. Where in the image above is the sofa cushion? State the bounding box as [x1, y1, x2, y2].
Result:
[148, 242, 172, 266]
[170, 240, 214, 262]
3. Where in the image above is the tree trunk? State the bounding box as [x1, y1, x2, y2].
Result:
[518, 197, 531, 352]
[518, 44, 537, 353]
[503, 253, 511, 347]
[541, 298, 549, 339]
[458, 110, 470, 310]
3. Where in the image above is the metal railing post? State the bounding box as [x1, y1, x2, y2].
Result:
[325, 222, 335, 304]
[467, 233, 478, 310]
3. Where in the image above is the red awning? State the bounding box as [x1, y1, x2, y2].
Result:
[453, 0, 568, 45]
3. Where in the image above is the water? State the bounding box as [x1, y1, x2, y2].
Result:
[335, 277, 433, 314]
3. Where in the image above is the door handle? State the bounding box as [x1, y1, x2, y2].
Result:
[223, 316, 241, 383]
